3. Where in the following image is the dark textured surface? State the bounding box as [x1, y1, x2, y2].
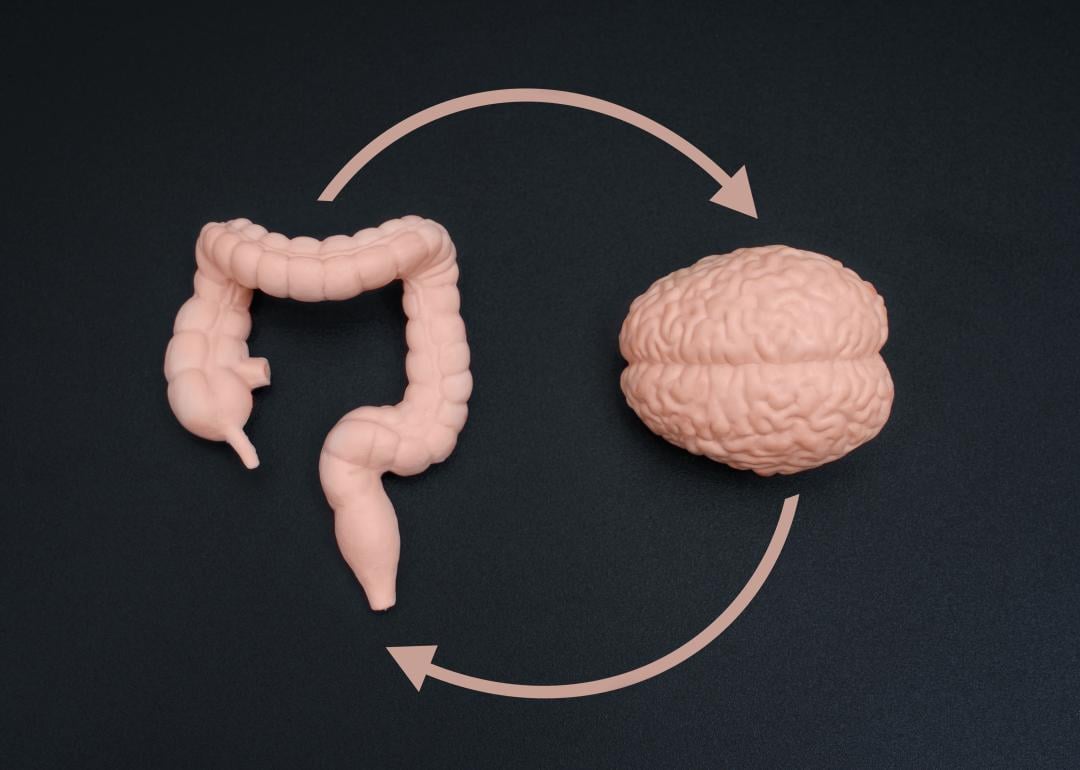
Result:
[3, 3, 1078, 767]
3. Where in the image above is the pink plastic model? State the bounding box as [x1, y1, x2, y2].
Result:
[164, 216, 471, 610]
[619, 245, 893, 475]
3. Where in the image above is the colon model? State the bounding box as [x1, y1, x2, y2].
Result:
[164, 216, 472, 610]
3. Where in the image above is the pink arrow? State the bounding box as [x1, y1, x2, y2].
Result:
[318, 88, 758, 218]
[387, 495, 797, 698]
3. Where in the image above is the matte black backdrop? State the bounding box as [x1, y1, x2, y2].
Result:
[3, 2, 1078, 767]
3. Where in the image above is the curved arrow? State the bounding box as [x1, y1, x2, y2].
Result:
[318, 88, 758, 218]
[387, 494, 797, 698]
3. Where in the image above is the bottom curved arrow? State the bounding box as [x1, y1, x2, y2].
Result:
[387, 495, 798, 698]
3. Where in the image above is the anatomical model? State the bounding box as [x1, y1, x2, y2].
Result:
[619, 245, 893, 474]
[164, 216, 471, 610]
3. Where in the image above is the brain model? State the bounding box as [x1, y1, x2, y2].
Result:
[619, 245, 893, 475]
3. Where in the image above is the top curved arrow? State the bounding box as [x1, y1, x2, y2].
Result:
[318, 88, 758, 218]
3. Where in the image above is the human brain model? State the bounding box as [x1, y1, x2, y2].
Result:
[619, 245, 893, 475]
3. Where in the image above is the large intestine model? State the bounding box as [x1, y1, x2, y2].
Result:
[164, 216, 471, 610]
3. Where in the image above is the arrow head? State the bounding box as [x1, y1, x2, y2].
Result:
[387, 645, 438, 691]
[710, 165, 758, 218]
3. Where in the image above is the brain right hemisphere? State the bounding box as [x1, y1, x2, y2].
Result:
[619, 245, 894, 475]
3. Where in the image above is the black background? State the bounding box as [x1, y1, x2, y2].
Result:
[4, 2, 1079, 767]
